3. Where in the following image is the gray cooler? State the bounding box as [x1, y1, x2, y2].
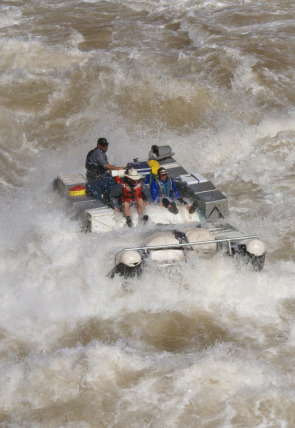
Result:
[195, 189, 229, 220]
[179, 173, 229, 220]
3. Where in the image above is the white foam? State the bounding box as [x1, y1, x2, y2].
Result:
[0, 6, 22, 28]
[1, 0, 295, 424]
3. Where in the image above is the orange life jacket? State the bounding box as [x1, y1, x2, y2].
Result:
[120, 180, 143, 203]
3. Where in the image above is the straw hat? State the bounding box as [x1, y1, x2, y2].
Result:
[124, 168, 143, 180]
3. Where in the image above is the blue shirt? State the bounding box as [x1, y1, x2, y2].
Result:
[150, 177, 180, 203]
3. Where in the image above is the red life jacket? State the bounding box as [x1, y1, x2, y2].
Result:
[120, 180, 143, 203]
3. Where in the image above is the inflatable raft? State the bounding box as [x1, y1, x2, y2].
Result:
[54, 145, 266, 276]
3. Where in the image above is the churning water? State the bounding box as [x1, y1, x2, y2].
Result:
[1, 0, 295, 426]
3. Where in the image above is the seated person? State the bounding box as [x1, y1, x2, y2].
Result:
[85, 137, 124, 181]
[109, 168, 149, 227]
[150, 167, 189, 214]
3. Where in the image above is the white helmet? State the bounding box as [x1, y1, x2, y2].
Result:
[120, 250, 142, 267]
[246, 239, 266, 257]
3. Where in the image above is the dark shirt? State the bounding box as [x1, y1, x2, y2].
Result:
[86, 147, 108, 174]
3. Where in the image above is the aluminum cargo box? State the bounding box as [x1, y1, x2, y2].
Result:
[70, 196, 106, 212]
[55, 174, 87, 195]
[86, 207, 116, 233]
[177, 176, 216, 199]
[195, 190, 229, 220]
[159, 158, 188, 178]
[190, 181, 217, 194]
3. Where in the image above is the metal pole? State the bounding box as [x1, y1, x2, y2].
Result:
[115, 235, 258, 263]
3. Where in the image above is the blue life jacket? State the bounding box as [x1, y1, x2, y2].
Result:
[155, 177, 173, 198]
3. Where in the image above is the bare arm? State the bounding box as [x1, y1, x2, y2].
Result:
[105, 163, 125, 171]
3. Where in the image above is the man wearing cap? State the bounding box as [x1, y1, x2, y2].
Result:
[85, 137, 124, 181]
[109, 168, 149, 227]
[150, 167, 190, 214]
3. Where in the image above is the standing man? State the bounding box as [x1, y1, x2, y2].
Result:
[150, 167, 189, 214]
[85, 137, 124, 181]
[109, 168, 148, 227]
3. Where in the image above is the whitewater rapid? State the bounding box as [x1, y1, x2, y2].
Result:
[1, 0, 295, 426]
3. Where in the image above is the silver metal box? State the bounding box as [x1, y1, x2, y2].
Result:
[195, 190, 229, 220]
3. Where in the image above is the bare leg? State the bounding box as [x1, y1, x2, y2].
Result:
[123, 201, 131, 217]
[136, 198, 145, 214]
